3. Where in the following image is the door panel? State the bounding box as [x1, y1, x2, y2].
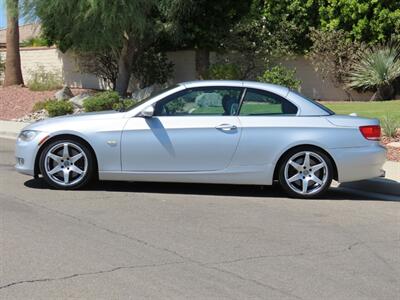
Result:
[121, 116, 241, 172]
[232, 88, 300, 167]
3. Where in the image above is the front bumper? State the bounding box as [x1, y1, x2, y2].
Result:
[15, 132, 49, 176]
[330, 144, 387, 183]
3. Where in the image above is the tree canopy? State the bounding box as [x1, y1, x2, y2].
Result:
[258, 0, 320, 52]
[160, 0, 251, 51]
[159, 0, 252, 78]
[19, 0, 400, 95]
[31, 0, 153, 52]
[319, 0, 400, 44]
[243, 0, 400, 54]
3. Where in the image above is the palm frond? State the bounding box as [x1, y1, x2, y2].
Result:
[346, 42, 400, 91]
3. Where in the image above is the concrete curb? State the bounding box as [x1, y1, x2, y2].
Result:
[339, 178, 400, 197]
[340, 161, 399, 197]
[335, 186, 400, 201]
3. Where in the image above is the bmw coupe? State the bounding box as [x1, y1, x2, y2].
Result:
[15, 81, 386, 198]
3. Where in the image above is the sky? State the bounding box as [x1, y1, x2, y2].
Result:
[0, 4, 28, 29]
[0, 6, 5, 29]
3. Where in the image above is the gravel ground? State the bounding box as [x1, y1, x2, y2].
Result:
[381, 134, 400, 162]
[0, 86, 87, 120]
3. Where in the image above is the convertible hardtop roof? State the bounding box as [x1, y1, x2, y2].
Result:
[179, 80, 290, 98]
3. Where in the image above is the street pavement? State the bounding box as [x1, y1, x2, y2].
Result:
[0, 138, 399, 299]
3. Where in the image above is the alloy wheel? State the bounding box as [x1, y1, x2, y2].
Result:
[44, 142, 88, 186]
[284, 151, 328, 195]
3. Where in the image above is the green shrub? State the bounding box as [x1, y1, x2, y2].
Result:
[206, 63, 241, 80]
[21, 37, 50, 47]
[27, 66, 63, 91]
[44, 100, 74, 117]
[258, 65, 301, 90]
[112, 99, 137, 111]
[83, 91, 120, 112]
[32, 100, 49, 112]
[381, 114, 400, 138]
[346, 42, 400, 100]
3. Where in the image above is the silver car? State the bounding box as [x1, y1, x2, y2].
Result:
[15, 80, 386, 198]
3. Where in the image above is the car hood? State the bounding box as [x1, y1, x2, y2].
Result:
[23, 110, 125, 132]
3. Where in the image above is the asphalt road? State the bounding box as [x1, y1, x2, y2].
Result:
[0, 138, 399, 300]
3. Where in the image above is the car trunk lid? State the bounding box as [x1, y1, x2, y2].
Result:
[325, 114, 379, 127]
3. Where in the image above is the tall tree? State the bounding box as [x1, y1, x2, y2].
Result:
[30, 0, 153, 96]
[4, 0, 24, 86]
[161, 0, 252, 79]
[259, 0, 320, 53]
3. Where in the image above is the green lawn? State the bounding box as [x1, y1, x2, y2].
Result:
[183, 102, 282, 115]
[322, 100, 400, 123]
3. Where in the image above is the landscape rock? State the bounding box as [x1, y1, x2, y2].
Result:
[73, 107, 85, 115]
[131, 84, 165, 101]
[131, 86, 155, 101]
[55, 86, 74, 100]
[13, 109, 49, 123]
[387, 142, 400, 148]
[69, 92, 92, 108]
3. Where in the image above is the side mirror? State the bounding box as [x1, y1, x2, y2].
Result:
[140, 106, 154, 118]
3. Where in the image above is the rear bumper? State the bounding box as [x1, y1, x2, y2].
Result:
[330, 144, 387, 183]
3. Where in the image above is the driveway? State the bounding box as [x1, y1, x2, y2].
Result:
[0, 138, 399, 299]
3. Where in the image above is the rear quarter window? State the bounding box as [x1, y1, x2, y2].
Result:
[239, 89, 298, 116]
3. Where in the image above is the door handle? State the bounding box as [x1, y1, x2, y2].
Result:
[215, 124, 237, 131]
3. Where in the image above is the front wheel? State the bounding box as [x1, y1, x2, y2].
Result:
[278, 148, 333, 198]
[39, 139, 95, 189]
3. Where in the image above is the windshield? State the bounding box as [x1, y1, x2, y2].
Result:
[118, 85, 179, 112]
[291, 91, 335, 115]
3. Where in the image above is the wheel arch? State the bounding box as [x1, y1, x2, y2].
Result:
[273, 144, 338, 181]
[34, 134, 99, 177]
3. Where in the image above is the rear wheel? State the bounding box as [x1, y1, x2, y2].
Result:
[278, 148, 333, 198]
[39, 139, 95, 189]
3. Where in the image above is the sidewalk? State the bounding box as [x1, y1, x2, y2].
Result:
[1, 120, 399, 196]
[0, 120, 30, 139]
[340, 161, 399, 197]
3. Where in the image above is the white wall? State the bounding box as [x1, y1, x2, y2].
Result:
[1, 48, 372, 100]
[277, 56, 372, 101]
[0, 47, 106, 89]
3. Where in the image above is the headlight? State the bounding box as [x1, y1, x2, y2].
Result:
[18, 130, 39, 142]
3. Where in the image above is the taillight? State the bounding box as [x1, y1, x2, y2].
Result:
[359, 125, 381, 141]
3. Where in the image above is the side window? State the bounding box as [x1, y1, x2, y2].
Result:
[154, 87, 243, 116]
[239, 89, 298, 116]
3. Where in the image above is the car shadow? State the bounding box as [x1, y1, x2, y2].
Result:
[23, 178, 397, 202]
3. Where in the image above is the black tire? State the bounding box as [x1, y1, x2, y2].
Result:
[39, 138, 95, 190]
[278, 147, 333, 199]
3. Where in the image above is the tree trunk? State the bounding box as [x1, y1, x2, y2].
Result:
[4, 0, 24, 86]
[115, 37, 136, 97]
[195, 49, 210, 79]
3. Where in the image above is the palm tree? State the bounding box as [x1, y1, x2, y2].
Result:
[346, 42, 400, 100]
[3, 0, 24, 86]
